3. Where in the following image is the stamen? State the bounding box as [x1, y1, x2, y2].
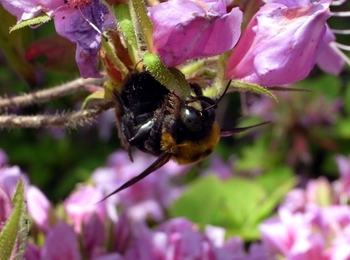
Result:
[331, 11, 350, 17]
[77, 7, 102, 35]
[331, 29, 350, 35]
[330, 42, 350, 66]
[331, 0, 347, 6]
[59, 0, 102, 35]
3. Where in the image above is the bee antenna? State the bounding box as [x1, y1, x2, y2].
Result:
[204, 80, 231, 111]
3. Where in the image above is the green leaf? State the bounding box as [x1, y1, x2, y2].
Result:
[251, 167, 296, 223]
[230, 80, 277, 102]
[114, 4, 138, 50]
[336, 119, 350, 139]
[169, 175, 271, 240]
[129, 0, 153, 52]
[82, 90, 105, 109]
[222, 177, 266, 226]
[143, 53, 191, 98]
[256, 166, 295, 194]
[9, 14, 51, 32]
[235, 137, 280, 172]
[0, 179, 27, 260]
[170, 175, 224, 227]
[170, 170, 295, 241]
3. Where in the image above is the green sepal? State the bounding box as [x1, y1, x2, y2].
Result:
[143, 53, 191, 98]
[104, 80, 122, 103]
[114, 4, 138, 50]
[230, 80, 278, 102]
[102, 32, 129, 78]
[81, 90, 105, 109]
[0, 179, 28, 260]
[129, 0, 153, 52]
[10, 14, 51, 33]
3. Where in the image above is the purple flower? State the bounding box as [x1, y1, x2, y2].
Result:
[0, 0, 115, 78]
[201, 155, 235, 180]
[41, 222, 81, 260]
[0, 184, 13, 230]
[226, 0, 344, 86]
[25, 243, 41, 260]
[26, 185, 55, 233]
[335, 155, 350, 197]
[261, 202, 350, 260]
[148, 0, 242, 67]
[83, 214, 106, 259]
[124, 218, 247, 260]
[0, 164, 28, 197]
[64, 185, 108, 233]
[92, 150, 189, 221]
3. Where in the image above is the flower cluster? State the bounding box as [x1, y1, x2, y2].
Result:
[0, 149, 268, 259]
[260, 155, 350, 259]
[3, 147, 350, 259]
[0, 0, 346, 86]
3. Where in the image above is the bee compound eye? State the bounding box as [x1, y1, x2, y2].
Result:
[180, 106, 203, 132]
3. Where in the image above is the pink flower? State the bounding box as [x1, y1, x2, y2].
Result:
[124, 218, 247, 260]
[83, 214, 105, 259]
[92, 150, 189, 221]
[148, 0, 242, 67]
[260, 207, 327, 259]
[0, 184, 13, 231]
[335, 154, 350, 197]
[64, 185, 107, 233]
[41, 222, 81, 260]
[0, 0, 115, 78]
[226, 0, 344, 86]
[26, 185, 54, 233]
[201, 155, 235, 180]
[0, 163, 28, 197]
[261, 203, 350, 260]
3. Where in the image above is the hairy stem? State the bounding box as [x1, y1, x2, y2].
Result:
[0, 77, 105, 108]
[0, 105, 112, 129]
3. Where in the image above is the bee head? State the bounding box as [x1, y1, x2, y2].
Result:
[180, 97, 216, 132]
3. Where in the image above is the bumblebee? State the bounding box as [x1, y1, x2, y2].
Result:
[104, 71, 267, 200]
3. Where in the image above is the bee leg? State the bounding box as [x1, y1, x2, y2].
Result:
[128, 120, 154, 145]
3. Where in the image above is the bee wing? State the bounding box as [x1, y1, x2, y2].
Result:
[98, 153, 172, 202]
[220, 121, 270, 137]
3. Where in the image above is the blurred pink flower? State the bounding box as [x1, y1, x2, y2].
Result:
[0, 184, 13, 231]
[83, 214, 106, 259]
[64, 185, 108, 233]
[92, 150, 189, 221]
[0, 162, 28, 197]
[26, 185, 54, 233]
[226, 0, 344, 86]
[261, 203, 350, 260]
[148, 0, 242, 67]
[124, 218, 249, 260]
[24, 243, 41, 260]
[335, 155, 350, 197]
[41, 222, 81, 260]
[201, 155, 235, 180]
